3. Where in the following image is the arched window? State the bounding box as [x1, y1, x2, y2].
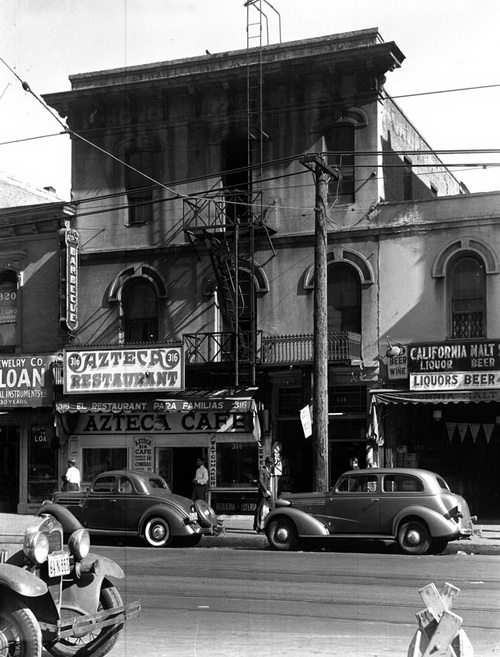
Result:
[325, 124, 355, 204]
[327, 263, 361, 333]
[125, 149, 155, 225]
[449, 255, 485, 338]
[122, 278, 159, 343]
[0, 270, 18, 351]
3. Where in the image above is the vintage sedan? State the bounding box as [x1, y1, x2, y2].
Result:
[265, 468, 476, 555]
[40, 470, 223, 548]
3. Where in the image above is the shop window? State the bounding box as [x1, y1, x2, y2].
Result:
[125, 149, 156, 225]
[325, 124, 355, 204]
[82, 448, 127, 483]
[0, 425, 19, 511]
[449, 255, 486, 339]
[277, 388, 303, 416]
[0, 270, 18, 352]
[216, 442, 258, 487]
[27, 423, 57, 503]
[327, 262, 361, 333]
[123, 278, 159, 343]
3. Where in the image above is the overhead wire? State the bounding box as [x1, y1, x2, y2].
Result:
[1, 54, 500, 223]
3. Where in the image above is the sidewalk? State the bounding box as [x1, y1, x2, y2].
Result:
[204, 516, 500, 555]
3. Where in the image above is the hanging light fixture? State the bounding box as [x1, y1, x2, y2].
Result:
[386, 336, 403, 358]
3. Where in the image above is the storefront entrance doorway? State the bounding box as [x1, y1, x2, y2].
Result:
[156, 447, 207, 500]
[0, 425, 19, 512]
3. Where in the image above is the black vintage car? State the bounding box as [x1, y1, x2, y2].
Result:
[41, 470, 223, 547]
[0, 511, 140, 657]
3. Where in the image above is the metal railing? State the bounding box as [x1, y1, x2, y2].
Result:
[184, 331, 361, 366]
[261, 331, 362, 364]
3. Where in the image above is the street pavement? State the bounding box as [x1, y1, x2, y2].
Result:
[203, 515, 500, 555]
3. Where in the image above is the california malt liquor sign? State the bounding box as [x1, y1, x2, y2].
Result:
[409, 340, 500, 391]
[63, 346, 184, 394]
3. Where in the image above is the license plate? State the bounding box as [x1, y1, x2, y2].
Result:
[48, 553, 70, 577]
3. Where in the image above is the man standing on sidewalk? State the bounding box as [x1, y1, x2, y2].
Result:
[254, 456, 274, 533]
[192, 457, 209, 502]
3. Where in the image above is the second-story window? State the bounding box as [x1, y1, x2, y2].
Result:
[449, 255, 485, 339]
[403, 156, 413, 201]
[327, 263, 361, 333]
[325, 124, 355, 204]
[0, 270, 18, 352]
[125, 149, 155, 225]
[122, 278, 159, 343]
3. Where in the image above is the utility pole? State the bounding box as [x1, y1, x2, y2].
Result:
[300, 154, 338, 492]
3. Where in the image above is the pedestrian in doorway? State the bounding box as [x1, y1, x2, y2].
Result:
[253, 456, 275, 533]
[349, 457, 359, 470]
[192, 457, 209, 502]
[63, 458, 81, 491]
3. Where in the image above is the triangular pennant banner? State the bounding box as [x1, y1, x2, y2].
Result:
[446, 422, 456, 442]
[469, 423, 480, 443]
[457, 423, 468, 442]
[483, 423, 494, 444]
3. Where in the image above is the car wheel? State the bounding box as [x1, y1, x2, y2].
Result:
[397, 518, 431, 555]
[144, 517, 172, 547]
[194, 500, 218, 528]
[47, 582, 123, 657]
[429, 540, 448, 555]
[266, 517, 298, 551]
[0, 592, 42, 657]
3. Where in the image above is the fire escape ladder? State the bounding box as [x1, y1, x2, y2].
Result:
[202, 231, 238, 331]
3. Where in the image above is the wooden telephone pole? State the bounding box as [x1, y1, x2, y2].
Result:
[300, 154, 338, 492]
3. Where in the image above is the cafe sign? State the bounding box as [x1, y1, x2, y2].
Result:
[409, 340, 500, 392]
[63, 346, 184, 394]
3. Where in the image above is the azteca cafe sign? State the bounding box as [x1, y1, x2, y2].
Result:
[63, 346, 184, 394]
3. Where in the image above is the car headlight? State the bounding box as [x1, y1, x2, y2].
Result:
[24, 531, 50, 565]
[68, 528, 90, 561]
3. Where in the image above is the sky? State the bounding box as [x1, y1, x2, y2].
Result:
[1, 0, 500, 200]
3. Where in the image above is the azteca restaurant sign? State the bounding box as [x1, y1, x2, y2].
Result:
[63, 346, 184, 394]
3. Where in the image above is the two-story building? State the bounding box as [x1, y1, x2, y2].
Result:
[44, 28, 468, 512]
[0, 172, 76, 513]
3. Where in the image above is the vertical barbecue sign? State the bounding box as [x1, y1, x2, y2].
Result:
[59, 227, 79, 332]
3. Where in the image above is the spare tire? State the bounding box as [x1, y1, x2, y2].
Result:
[194, 500, 218, 528]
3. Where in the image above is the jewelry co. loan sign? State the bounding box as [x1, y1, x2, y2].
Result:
[63, 346, 184, 394]
[409, 340, 500, 392]
[0, 355, 56, 407]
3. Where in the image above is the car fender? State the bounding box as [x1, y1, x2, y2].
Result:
[138, 504, 195, 536]
[36, 502, 84, 533]
[265, 507, 330, 537]
[392, 505, 459, 539]
[0, 563, 48, 597]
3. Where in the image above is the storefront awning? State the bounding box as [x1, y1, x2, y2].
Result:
[370, 388, 500, 405]
[55, 387, 259, 414]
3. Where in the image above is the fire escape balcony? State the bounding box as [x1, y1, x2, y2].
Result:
[184, 331, 362, 366]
